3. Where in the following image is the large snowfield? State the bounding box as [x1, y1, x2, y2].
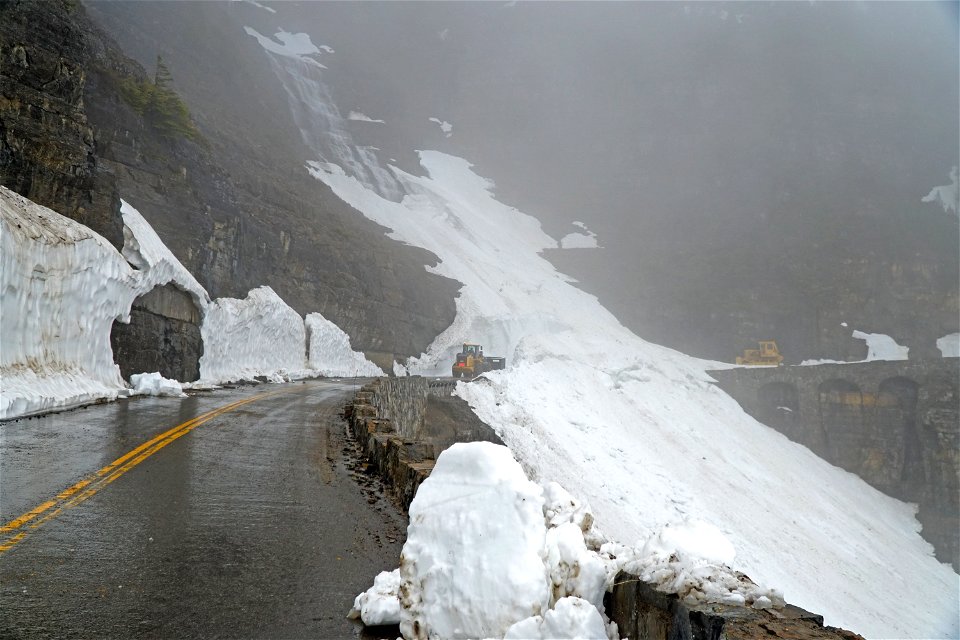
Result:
[311, 152, 960, 639]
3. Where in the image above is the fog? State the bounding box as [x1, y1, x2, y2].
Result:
[87, 0, 959, 360]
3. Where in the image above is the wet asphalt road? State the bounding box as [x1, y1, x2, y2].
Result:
[0, 380, 407, 639]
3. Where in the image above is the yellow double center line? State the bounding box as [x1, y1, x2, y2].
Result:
[0, 388, 292, 555]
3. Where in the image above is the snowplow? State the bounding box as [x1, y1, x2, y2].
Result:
[736, 341, 784, 366]
[451, 343, 507, 378]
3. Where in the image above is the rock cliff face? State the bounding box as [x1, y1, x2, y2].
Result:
[0, 0, 122, 248]
[0, 0, 459, 364]
[110, 284, 203, 382]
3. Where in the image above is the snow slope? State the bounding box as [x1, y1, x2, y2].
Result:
[310, 153, 958, 638]
[306, 312, 384, 376]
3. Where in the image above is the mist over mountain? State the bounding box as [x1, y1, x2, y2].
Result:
[85, 0, 958, 362]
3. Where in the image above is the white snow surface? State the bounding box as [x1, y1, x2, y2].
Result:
[851, 330, 909, 362]
[399, 442, 550, 640]
[311, 152, 959, 638]
[119, 200, 210, 310]
[504, 597, 608, 640]
[348, 111, 384, 123]
[937, 333, 959, 358]
[1, 191, 207, 418]
[921, 166, 959, 215]
[305, 312, 384, 377]
[129, 372, 186, 398]
[198, 286, 308, 384]
[350, 569, 402, 626]
[428, 117, 453, 137]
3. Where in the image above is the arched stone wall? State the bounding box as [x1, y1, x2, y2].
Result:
[817, 379, 862, 464]
[877, 377, 922, 495]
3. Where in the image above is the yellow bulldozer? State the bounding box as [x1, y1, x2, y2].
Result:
[451, 343, 506, 378]
[736, 341, 784, 366]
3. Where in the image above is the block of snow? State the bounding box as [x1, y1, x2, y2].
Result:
[504, 597, 608, 640]
[349, 569, 401, 626]
[130, 372, 186, 397]
[399, 442, 550, 639]
[306, 313, 384, 376]
[199, 286, 307, 384]
[0, 187, 136, 419]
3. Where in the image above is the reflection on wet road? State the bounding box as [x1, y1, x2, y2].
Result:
[0, 380, 406, 638]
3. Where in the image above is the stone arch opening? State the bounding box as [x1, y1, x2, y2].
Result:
[817, 379, 863, 463]
[878, 376, 923, 493]
[757, 382, 801, 436]
[111, 284, 203, 382]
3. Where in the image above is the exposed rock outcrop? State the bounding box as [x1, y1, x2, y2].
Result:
[110, 284, 203, 382]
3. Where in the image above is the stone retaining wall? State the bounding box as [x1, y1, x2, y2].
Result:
[607, 574, 861, 640]
[345, 378, 860, 640]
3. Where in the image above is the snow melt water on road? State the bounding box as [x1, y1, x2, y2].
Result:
[310, 152, 959, 639]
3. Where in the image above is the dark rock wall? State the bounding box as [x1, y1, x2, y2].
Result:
[710, 360, 959, 570]
[81, 0, 460, 361]
[0, 0, 123, 248]
[110, 284, 203, 382]
[607, 574, 862, 640]
[1, 1, 459, 363]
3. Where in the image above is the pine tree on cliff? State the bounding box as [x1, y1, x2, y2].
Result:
[118, 55, 202, 142]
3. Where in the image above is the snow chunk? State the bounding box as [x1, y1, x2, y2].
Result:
[399, 442, 550, 640]
[305, 312, 384, 377]
[348, 111, 385, 124]
[504, 597, 608, 640]
[921, 166, 959, 215]
[545, 523, 608, 610]
[852, 330, 909, 362]
[349, 569, 401, 626]
[199, 286, 307, 384]
[937, 333, 959, 358]
[130, 372, 186, 398]
[428, 117, 453, 137]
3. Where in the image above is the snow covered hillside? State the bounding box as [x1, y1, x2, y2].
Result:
[311, 153, 959, 638]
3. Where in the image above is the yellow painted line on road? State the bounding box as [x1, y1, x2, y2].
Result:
[0, 387, 300, 556]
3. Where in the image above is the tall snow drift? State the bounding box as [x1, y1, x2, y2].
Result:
[199, 286, 308, 384]
[312, 152, 958, 638]
[0, 188, 135, 418]
[305, 313, 384, 376]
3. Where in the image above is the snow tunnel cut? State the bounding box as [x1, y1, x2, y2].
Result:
[111, 284, 203, 382]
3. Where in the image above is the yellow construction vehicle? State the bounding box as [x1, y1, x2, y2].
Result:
[451, 343, 506, 378]
[736, 341, 784, 366]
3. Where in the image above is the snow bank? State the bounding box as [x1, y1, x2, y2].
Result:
[851, 330, 909, 362]
[198, 286, 308, 384]
[305, 312, 384, 376]
[312, 153, 959, 638]
[937, 333, 959, 358]
[921, 166, 959, 215]
[399, 442, 550, 639]
[129, 372, 186, 398]
[1, 188, 136, 419]
[119, 200, 209, 310]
